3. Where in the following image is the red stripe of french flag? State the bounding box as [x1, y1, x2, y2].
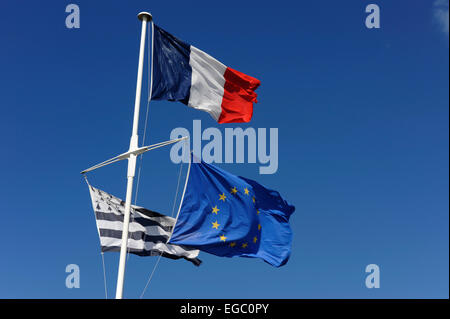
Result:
[187, 46, 261, 123]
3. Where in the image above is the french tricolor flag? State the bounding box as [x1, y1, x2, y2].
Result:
[151, 25, 261, 123]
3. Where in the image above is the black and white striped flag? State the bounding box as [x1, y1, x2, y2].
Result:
[88, 185, 201, 266]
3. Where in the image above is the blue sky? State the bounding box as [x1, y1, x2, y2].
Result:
[0, 0, 448, 298]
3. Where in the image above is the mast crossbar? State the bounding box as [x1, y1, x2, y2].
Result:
[80, 136, 188, 174]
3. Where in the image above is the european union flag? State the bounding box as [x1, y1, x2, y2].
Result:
[169, 156, 295, 267]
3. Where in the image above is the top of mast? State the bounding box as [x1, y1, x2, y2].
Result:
[137, 12, 152, 21]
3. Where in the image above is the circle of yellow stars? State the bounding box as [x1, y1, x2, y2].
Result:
[209, 185, 262, 250]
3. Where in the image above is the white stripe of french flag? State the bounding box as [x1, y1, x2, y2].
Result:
[188, 46, 261, 123]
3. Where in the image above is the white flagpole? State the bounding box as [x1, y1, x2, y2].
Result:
[115, 11, 152, 299]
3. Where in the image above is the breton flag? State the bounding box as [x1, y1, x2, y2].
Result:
[151, 24, 261, 123]
[87, 185, 202, 266]
[169, 154, 295, 267]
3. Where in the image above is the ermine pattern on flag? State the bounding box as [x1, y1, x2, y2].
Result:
[88, 185, 202, 266]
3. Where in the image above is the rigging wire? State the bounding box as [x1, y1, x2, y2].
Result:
[139, 254, 163, 299]
[140, 55, 185, 297]
[83, 175, 109, 299]
[140, 160, 184, 299]
[140, 139, 190, 298]
[100, 252, 108, 299]
[116, 20, 184, 299]
[138, 21, 161, 298]
[171, 161, 184, 218]
[122, 20, 171, 298]
[84, 19, 158, 299]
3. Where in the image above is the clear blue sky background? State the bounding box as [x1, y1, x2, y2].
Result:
[0, 0, 448, 298]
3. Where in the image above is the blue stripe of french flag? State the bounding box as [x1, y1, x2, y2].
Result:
[151, 24, 261, 123]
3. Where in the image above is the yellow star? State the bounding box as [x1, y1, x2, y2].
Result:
[256, 209, 260, 215]
[220, 234, 227, 242]
[244, 188, 250, 195]
[242, 242, 248, 248]
[212, 205, 219, 214]
[229, 242, 236, 247]
[230, 187, 238, 195]
[212, 221, 220, 230]
[253, 236, 258, 243]
[219, 193, 227, 202]
[258, 224, 261, 230]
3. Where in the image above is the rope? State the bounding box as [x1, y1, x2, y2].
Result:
[140, 140, 190, 298]
[83, 175, 109, 299]
[101, 252, 108, 299]
[140, 161, 184, 298]
[83, 19, 157, 297]
[171, 162, 184, 217]
[83, 174, 90, 186]
[120, 20, 183, 299]
[167, 143, 192, 243]
[139, 254, 162, 299]
[125, 21, 167, 298]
